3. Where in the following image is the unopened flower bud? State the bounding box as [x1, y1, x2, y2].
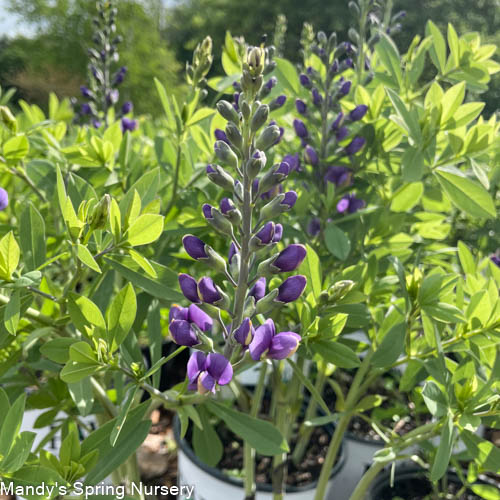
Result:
[206, 164, 235, 191]
[255, 288, 280, 314]
[246, 150, 267, 179]
[250, 277, 266, 302]
[0, 188, 8, 211]
[260, 191, 298, 220]
[258, 161, 289, 194]
[89, 194, 111, 231]
[328, 280, 355, 303]
[305, 145, 319, 166]
[216, 100, 240, 124]
[295, 99, 307, 115]
[250, 222, 275, 250]
[234, 318, 254, 346]
[255, 125, 281, 151]
[293, 119, 308, 139]
[202, 204, 233, 235]
[251, 104, 270, 133]
[214, 140, 239, 168]
[0, 106, 17, 133]
[225, 122, 243, 149]
[198, 276, 229, 308]
[299, 74, 312, 88]
[269, 95, 286, 110]
[275, 275, 307, 303]
[348, 105, 368, 122]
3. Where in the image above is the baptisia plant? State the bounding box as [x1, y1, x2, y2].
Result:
[168, 42, 312, 499]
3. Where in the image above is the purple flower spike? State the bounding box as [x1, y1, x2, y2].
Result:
[220, 198, 235, 215]
[121, 117, 137, 133]
[337, 193, 366, 214]
[339, 81, 352, 97]
[345, 136, 366, 155]
[312, 88, 323, 107]
[324, 166, 352, 187]
[183, 235, 208, 260]
[282, 191, 298, 209]
[187, 351, 207, 390]
[169, 320, 200, 347]
[250, 277, 267, 302]
[179, 274, 201, 303]
[255, 222, 275, 245]
[274, 244, 307, 272]
[198, 277, 222, 304]
[214, 129, 229, 144]
[234, 318, 254, 346]
[202, 204, 213, 219]
[0, 188, 8, 211]
[228, 242, 238, 264]
[272, 224, 283, 243]
[276, 275, 307, 303]
[305, 145, 319, 166]
[283, 153, 300, 172]
[293, 119, 308, 139]
[299, 73, 312, 88]
[249, 319, 275, 360]
[169, 304, 189, 323]
[188, 304, 213, 332]
[295, 99, 307, 115]
[268, 332, 301, 359]
[122, 101, 133, 114]
[349, 105, 368, 122]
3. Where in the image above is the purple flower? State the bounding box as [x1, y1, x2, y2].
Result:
[249, 319, 301, 360]
[295, 99, 307, 115]
[179, 274, 201, 303]
[113, 66, 127, 85]
[80, 86, 92, 98]
[122, 101, 133, 114]
[220, 198, 235, 215]
[337, 193, 366, 214]
[305, 145, 319, 166]
[214, 129, 229, 144]
[188, 304, 213, 332]
[255, 222, 275, 245]
[324, 166, 352, 187]
[273, 224, 283, 243]
[307, 218, 321, 237]
[198, 277, 222, 304]
[169, 304, 189, 323]
[228, 242, 238, 264]
[92, 119, 102, 129]
[0, 188, 11, 212]
[265, 77, 277, 90]
[276, 275, 307, 303]
[312, 88, 322, 107]
[341, 42, 354, 54]
[336, 127, 349, 142]
[187, 352, 233, 393]
[202, 204, 214, 220]
[273, 95, 287, 108]
[299, 74, 312, 88]
[234, 318, 254, 346]
[331, 112, 344, 131]
[81, 103, 92, 115]
[183, 235, 208, 260]
[345, 136, 366, 155]
[339, 81, 352, 97]
[282, 153, 300, 172]
[293, 119, 308, 139]
[282, 191, 298, 209]
[250, 277, 266, 302]
[273, 245, 307, 272]
[345, 57, 354, 69]
[121, 117, 137, 133]
[349, 105, 368, 122]
[169, 320, 200, 346]
[490, 255, 500, 267]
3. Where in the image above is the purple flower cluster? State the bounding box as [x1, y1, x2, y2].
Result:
[169, 45, 308, 394]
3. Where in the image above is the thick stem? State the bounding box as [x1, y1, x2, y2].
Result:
[244, 362, 268, 500]
[272, 362, 287, 500]
[348, 461, 386, 500]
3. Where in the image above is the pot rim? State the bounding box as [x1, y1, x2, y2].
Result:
[173, 414, 346, 493]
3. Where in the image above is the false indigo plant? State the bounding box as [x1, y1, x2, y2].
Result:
[74, 0, 136, 131]
[170, 42, 308, 499]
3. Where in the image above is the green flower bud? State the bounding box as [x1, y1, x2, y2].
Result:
[327, 280, 355, 303]
[256, 288, 279, 315]
[216, 100, 239, 124]
[247, 47, 265, 76]
[243, 296, 256, 318]
[255, 125, 281, 151]
[89, 194, 111, 231]
[251, 104, 269, 133]
[205, 245, 227, 273]
[0, 106, 18, 133]
[241, 99, 252, 121]
[214, 140, 239, 169]
[225, 122, 243, 150]
[206, 164, 235, 191]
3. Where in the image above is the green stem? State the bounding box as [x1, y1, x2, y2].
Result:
[347, 461, 386, 500]
[244, 361, 268, 500]
[0, 293, 53, 326]
[164, 143, 183, 217]
[272, 362, 287, 500]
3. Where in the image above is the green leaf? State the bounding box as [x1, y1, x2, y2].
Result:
[128, 249, 157, 278]
[4, 290, 20, 335]
[207, 401, 289, 456]
[470, 484, 500, 500]
[40, 337, 77, 364]
[426, 20, 447, 73]
[441, 82, 466, 124]
[375, 33, 403, 87]
[3, 135, 29, 161]
[324, 223, 351, 260]
[287, 359, 330, 415]
[391, 182, 423, 212]
[311, 340, 361, 369]
[298, 244, 322, 300]
[450, 102, 485, 129]
[68, 378, 94, 417]
[458, 241, 476, 274]
[76, 244, 101, 273]
[192, 406, 223, 467]
[431, 416, 454, 481]
[0, 231, 20, 281]
[186, 107, 215, 127]
[67, 294, 106, 334]
[422, 380, 448, 417]
[60, 361, 101, 383]
[0, 393, 26, 457]
[423, 302, 466, 323]
[126, 214, 164, 246]
[69, 341, 98, 364]
[60, 425, 80, 467]
[386, 88, 422, 143]
[154, 77, 175, 128]
[274, 57, 300, 93]
[462, 431, 500, 474]
[19, 203, 46, 271]
[372, 322, 406, 368]
[401, 147, 424, 182]
[109, 198, 122, 243]
[107, 283, 137, 349]
[0, 431, 36, 473]
[110, 386, 138, 447]
[435, 167, 496, 219]
[105, 256, 184, 301]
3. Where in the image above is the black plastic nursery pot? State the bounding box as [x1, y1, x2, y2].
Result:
[173, 415, 346, 500]
[368, 466, 499, 500]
